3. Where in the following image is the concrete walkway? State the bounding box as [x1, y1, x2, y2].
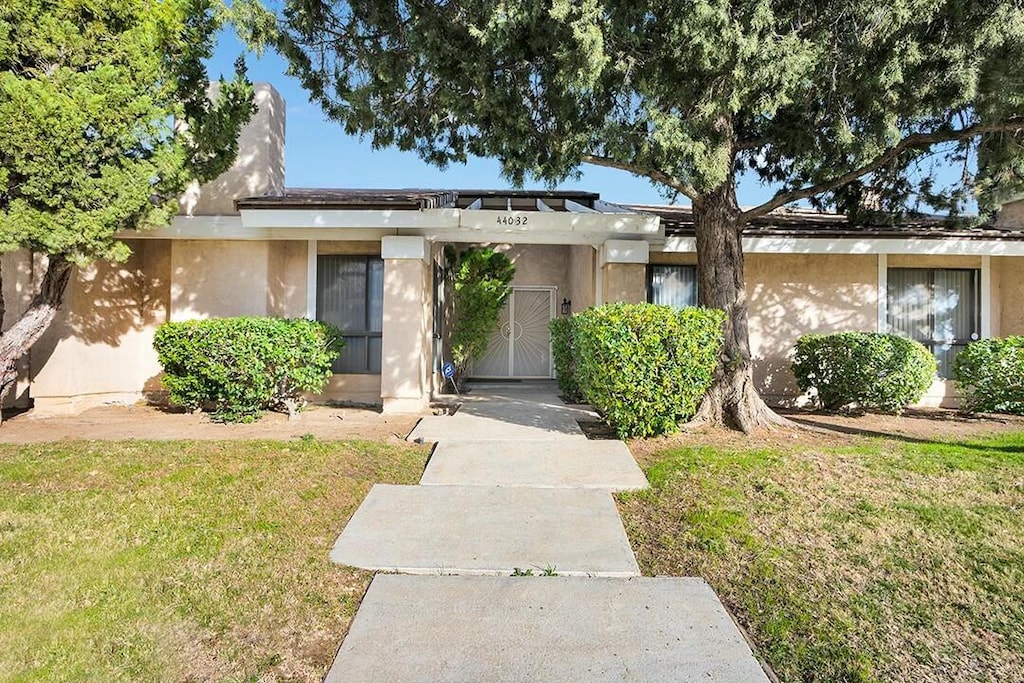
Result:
[326, 382, 769, 682]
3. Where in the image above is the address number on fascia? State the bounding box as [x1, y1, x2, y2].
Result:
[496, 215, 529, 226]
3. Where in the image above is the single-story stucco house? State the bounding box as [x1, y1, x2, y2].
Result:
[5, 83, 1024, 416]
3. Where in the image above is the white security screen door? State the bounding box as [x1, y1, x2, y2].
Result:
[472, 287, 555, 378]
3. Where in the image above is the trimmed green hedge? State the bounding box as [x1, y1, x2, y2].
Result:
[153, 317, 342, 422]
[954, 337, 1024, 414]
[549, 317, 583, 403]
[572, 303, 725, 438]
[792, 332, 936, 413]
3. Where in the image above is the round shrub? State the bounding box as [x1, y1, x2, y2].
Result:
[153, 317, 342, 422]
[792, 332, 936, 413]
[572, 303, 725, 438]
[954, 337, 1024, 414]
[549, 316, 583, 403]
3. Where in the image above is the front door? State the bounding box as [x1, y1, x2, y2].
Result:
[472, 287, 555, 378]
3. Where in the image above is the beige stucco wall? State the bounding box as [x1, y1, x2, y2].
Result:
[30, 240, 172, 415]
[568, 245, 596, 312]
[380, 256, 432, 412]
[318, 374, 383, 405]
[267, 241, 308, 317]
[994, 199, 1024, 229]
[746, 253, 878, 404]
[602, 263, 646, 304]
[994, 256, 1024, 336]
[170, 240, 269, 319]
[501, 244, 571, 297]
[179, 84, 286, 216]
[318, 240, 381, 256]
[887, 255, 982, 269]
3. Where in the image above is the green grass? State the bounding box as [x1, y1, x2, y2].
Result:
[0, 438, 429, 683]
[619, 432, 1024, 682]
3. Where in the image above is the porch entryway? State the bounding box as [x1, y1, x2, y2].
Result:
[471, 286, 555, 379]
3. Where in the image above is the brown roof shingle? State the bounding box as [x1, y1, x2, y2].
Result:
[626, 204, 1024, 241]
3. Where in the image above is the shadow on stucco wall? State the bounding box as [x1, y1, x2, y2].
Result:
[746, 253, 878, 404]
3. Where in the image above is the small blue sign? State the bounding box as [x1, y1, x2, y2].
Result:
[441, 362, 455, 379]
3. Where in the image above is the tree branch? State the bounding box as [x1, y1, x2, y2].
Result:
[734, 137, 768, 152]
[740, 119, 1024, 222]
[582, 154, 699, 202]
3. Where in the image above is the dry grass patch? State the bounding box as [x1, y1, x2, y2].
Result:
[0, 438, 429, 682]
[618, 432, 1024, 682]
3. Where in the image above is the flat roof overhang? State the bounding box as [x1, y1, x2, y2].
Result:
[131, 193, 665, 246]
[123, 213, 1024, 255]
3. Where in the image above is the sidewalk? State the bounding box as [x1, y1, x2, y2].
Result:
[324, 382, 769, 682]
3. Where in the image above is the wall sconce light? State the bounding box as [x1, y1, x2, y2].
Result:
[561, 298, 572, 315]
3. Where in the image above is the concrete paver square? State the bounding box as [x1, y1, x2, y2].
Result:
[329, 484, 639, 576]
[409, 384, 596, 442]
[409, 410, 586, 442]
[325, 574, 770, 682]
[420, 440, 649, 490]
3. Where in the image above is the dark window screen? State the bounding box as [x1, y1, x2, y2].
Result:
[317, 255, 384, 374]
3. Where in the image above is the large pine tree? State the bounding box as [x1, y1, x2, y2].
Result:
[0, 0, 255, 408]
[265, 0, 1024, 430]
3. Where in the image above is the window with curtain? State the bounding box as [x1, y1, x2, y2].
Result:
[886, 268, 980, 378]
[316, 255, 384, 374]
[647, 265, 698, 308]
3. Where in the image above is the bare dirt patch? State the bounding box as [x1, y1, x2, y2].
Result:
[629, 408, 1024, 466]
[0, 403, 421, 444]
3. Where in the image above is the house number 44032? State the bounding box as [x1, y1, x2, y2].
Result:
[497, 215, 528, 226]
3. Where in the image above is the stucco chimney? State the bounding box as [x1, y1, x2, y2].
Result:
[993, 198, 1024, 229]
[178, 82, 286, 217]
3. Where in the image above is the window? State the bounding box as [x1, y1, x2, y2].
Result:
[647, 264, 698, 308]
[316, 255, 384, 374]
[887, 268, 980, 378]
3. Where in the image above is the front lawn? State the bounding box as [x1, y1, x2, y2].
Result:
[619, 432, 1024, 682]
[0, 438, 428, 683]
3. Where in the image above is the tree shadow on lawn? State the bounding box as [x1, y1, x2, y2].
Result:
[783, 410, 1024, 453]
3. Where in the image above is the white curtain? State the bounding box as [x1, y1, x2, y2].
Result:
[887, 268, 978, 378]
[649, 265, 698, 308]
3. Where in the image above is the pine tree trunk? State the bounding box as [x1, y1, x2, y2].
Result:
[691, 182, 793, 433]
[0, 257, 74, 418]
[0, 258, 6, 337]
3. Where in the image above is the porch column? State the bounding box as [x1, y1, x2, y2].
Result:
[600, 240, 649, 303]
[380, 236, 432, 414]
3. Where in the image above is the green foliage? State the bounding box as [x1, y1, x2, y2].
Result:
[271, 1, 1024, 215]
[549, 316, 583, 402]
[954, 337, 1024, 415]
[0, 0, 255, 265]
[793, 332, 936, 413]
[572, 303, 725, 438]
[449, 247, 515, 379]
[153, 317, 342, 422]
[264, 0, 1024, 427]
